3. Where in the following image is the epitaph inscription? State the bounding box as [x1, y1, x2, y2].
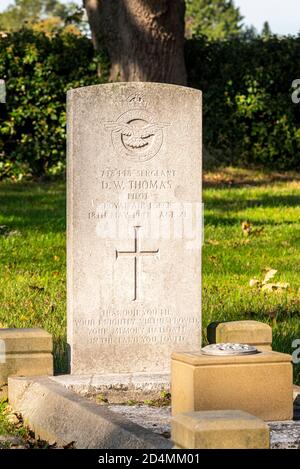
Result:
[67, 83, 202, 375]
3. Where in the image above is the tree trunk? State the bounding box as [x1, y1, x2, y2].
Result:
[84, 0, 187, 85]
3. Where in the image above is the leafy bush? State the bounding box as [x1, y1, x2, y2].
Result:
[0, 29, 108, 178]
[1, 30, 300, 176]
[186, 35, 300, 169]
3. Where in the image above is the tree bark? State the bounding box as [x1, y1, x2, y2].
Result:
[84, 0, 187, 85]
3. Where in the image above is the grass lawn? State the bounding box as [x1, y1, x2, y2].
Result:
[0, 168, 300, 383]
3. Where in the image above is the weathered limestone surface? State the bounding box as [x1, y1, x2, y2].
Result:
[51, 372, 169, 401]
[67, 83, 202, 377]
[171, 351, 293, 421]
[8, 376, 172, 449]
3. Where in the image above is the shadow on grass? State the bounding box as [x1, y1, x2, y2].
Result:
[205, 214, 300, 228]
[203, 177, 300, 190]
[205, 193, 300, 209]
[0, 181, 66, 234]
[203, 168, 300, 189]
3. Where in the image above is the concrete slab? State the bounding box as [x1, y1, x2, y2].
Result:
[51, 372, 169, 401]
[269, 421, 300, 449]
[94, 404, 300, 449]
[8, 376, 172, 449]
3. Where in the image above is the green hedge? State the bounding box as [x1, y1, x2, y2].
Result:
[1, 30, 300, 177]
[0, 29, 107, 178]
[186, 35, 300, 169]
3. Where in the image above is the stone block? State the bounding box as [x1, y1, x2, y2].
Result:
[172, 410, 270, 449]
[0, 328, 53, 388]
[207, 320, 272, 351]
[171, 350, 293, 421]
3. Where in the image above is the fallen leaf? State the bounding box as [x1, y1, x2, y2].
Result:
[241, 221, 264, 237]
[262, 269, 277, 285]
[207, 239, 220, 245]
[241, 221, 252, 236]
[0, 225, 21, 237]
[261, 283, 278, 292]
[19, 315, 29, 322]
[275, 282, 290, 289]
[6, 414, 20, 426]
[0, 225, 10, 236]
[2, 405, 13, 416]
[29, 285, 44, 292]
[229, 239, 250, 247]
[262, 282, 289, 292]
[249, 279, 261, 287]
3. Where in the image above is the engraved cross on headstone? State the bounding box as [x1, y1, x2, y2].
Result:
[116, 226, 159, 301]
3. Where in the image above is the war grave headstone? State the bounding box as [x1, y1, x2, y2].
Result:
[66, 82, 202, 387]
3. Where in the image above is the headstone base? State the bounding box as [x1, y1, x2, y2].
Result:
[51, 372, 169, 401]
[171, 350, 293, 421]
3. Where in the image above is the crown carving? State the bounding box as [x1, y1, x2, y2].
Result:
[126, 93, 148, 109]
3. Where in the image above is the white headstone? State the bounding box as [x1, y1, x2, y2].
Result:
[67, 83, 202, 380]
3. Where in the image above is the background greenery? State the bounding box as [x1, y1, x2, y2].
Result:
[1, 28, 300, 177]
[185, 0, 243, 39]
[0, 0, 86, 34]
[186, 35, 300, 169]
[0, 29, 107, 178]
